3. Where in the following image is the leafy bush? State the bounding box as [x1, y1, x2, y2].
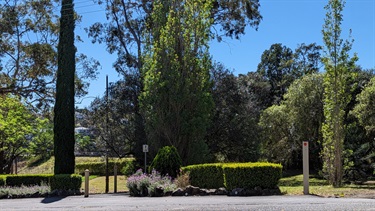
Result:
[126, 169, 176, 197]
[223, 162, 282, 190]
[50, 174, 82, 191]
[75, 158, 133, 175]
[182, 163, 224, 189]
[149, 146, 182, 178]
[5, 174, 53, 187]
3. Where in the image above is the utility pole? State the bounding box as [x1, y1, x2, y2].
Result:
[105, 75, 109, 193]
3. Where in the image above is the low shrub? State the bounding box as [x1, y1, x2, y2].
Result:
[182, 163, 224, 189]
[0, 184, 50, 199]
[126, 169, 176, 197]
[5, 174, 53, 187]
[50, 174, 82, 191]
[149, 146, 182, 178]
[75, 158, 133, 175]
[223, 162, 282, 190]
[126, 169, 151, 197]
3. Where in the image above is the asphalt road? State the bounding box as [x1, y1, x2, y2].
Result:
[1, 194, 375, 211]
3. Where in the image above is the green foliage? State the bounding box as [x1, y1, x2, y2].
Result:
[50, 174, 82, 191]
[5, 174, 53, 187]
[207, 65, 262, 162]
[257, 43, 322, 105]
[259, 74, 324, 170]
[0, 175, 6, 186]
[75, 159, 133, 176]
[182, 162, 282, 190]
[321, 0, 358, 187]
[223, 163, 282, 190]
[28, 118, 54, 161]
[54, 0, 76, 175]
[150, 146, 182, 178]
[141, 0, 214, 165]
[182, 163, 224, 189]
[0, 95, 33, 174]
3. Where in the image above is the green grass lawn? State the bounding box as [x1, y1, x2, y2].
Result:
[279, 174, 375, 198]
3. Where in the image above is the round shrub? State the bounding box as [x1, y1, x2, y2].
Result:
[150, 146, 182, 178]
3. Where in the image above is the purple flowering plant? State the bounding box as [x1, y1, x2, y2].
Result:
[126, 169, 176, 197]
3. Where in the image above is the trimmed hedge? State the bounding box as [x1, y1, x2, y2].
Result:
[0, 175, 6, 186]
[5, 174, 53, 187]
[223, 163, 282, 190]
[182, 163, 224, 189]
[75, 159, 133, 175]
[182, 162, 282, 190]
[50, 174, 82, 191]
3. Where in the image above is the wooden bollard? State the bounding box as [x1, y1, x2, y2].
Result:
[84, 169, 89, 197]
[114, 164, 117, 193]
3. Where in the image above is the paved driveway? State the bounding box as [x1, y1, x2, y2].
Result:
[1, 194, 375, 210]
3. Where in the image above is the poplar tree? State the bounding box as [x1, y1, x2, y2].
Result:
[141, 0, 214, 165]
[321, 0, 357, 187]
[54, 0, 76, 174]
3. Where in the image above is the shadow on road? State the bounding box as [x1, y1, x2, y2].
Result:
[41, 196, 67, 204]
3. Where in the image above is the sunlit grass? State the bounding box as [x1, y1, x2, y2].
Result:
[82, 176, 128, 194]
[279, 174, 375, 197]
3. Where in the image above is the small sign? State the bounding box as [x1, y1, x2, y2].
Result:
[143, 144, 149, 153]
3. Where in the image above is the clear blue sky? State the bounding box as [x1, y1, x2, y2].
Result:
[74, 0, 375, 108]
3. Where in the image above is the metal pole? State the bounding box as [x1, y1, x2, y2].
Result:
[84, 169, 89, 197]
[105, 75, 109, 194]
[303, 141, 309, 195]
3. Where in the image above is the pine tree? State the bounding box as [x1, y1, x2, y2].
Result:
[321, 0, 357, 187]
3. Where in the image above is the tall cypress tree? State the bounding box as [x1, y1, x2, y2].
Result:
[54, 0, 76, 174]
[321, 0, 357, 187]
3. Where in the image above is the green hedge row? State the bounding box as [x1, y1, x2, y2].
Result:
[51, 174, 82, 191]
[223, 163, 282, 190]
[182, 162, 282, 190]
[75, 159, 133, 175]
[0, 175, 6, 186]
[5, 174, 53, 187]
[0, 174, 82, 191]
[182, 163, 224, 189]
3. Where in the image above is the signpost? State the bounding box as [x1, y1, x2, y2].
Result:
[303, 141, 309, 195]
[143, 144, 148, 173]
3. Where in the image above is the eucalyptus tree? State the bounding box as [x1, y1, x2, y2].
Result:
[257, 43, 322, 105]
[0, 0, 59, 110]
[0, 0, 98, 112]
[321, 0, 358, 187]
